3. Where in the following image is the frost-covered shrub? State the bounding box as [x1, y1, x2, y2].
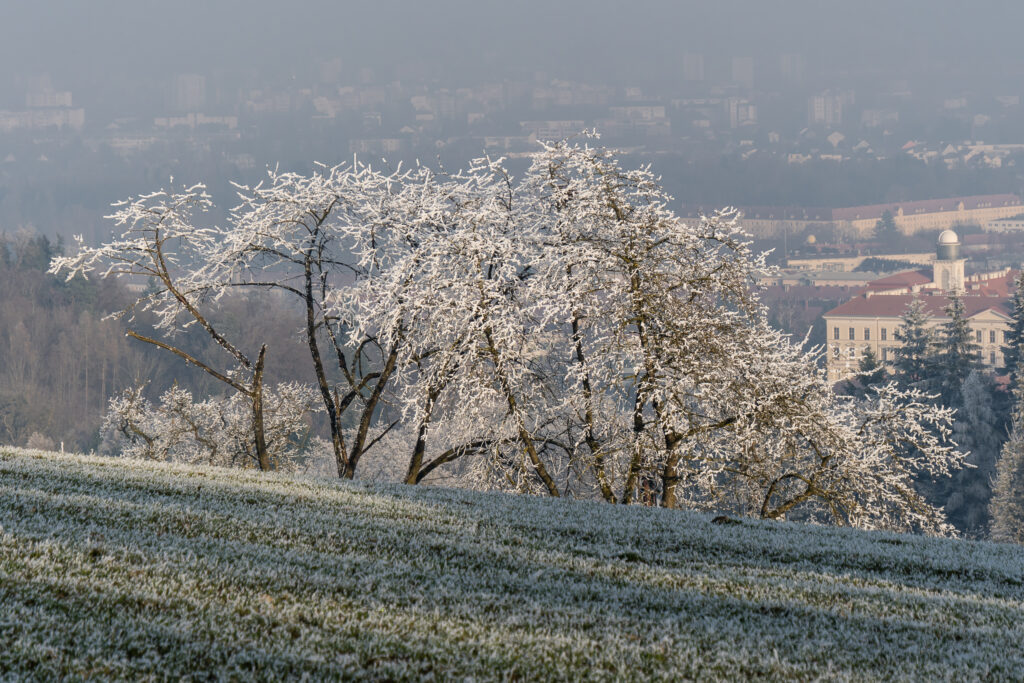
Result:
[101, 383, 328, 471]
[24, 431, 56, 451]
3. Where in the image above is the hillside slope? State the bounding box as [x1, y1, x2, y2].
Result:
[1, 447, 1023, 680]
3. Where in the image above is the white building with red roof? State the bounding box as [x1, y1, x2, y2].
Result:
[822, 230, 1015, 381]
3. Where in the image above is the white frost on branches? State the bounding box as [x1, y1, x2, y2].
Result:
[56, 137, 967, 534]
[102, 383, 327, 471]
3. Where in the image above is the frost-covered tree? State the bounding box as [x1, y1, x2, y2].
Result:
[892, 296, 937, 392]
[711, 366, 963, 534]
[49, 184, 277, 470]
[518, 140, 773, 506]
[941, 369, 1003, 535]
[990, 369, 1024, 543]
[210, 163, 417, 479]
[51, 138, 969, 534]
[353, 156, 567, 495]
[364, 138, 967, 532]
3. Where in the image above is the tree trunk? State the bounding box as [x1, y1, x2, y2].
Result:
[621, 389, 646, 504]
[251, 345, 271, 471]
[571, 313, 615, 503]
[482, 327, 559, 497]
[302, 260, 348, 478]
[661, 454, 681, 509]
[345, 343, 400, 479]
[519, 426, 560, 497]
[405, 388, 438, 485]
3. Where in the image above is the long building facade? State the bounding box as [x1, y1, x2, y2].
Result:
[822, 230, 1015, 382]
[731, 194, 1024, 239]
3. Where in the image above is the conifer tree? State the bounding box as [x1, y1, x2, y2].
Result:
[892, 296, 937, 391]
[990, 368, 1024, 543]
[934, 294, 982, 406]
[842, 346, 886, 398]
[874, 209, 900, 246]
[1001, 269, 1024, 383]
[946, 370, 1003, 535]
[858, 346, 886, 383]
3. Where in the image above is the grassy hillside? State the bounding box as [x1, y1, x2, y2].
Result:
[1, 447, 1023, 680]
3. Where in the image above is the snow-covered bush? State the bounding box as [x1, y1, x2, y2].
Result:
[101, 383, 327, 471]
[24, 431, 56, 451]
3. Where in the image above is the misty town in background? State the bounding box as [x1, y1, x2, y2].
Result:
[1, 2, 1023, 679]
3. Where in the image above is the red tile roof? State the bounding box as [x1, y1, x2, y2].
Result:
[760, 284, 852, 298]
[728, 195, 1024, 225]
[864, 269, 933, 289]
[825, 292, 1011, 320]
[964, 278, 1015, 297]
[831, 194, 1022, 222]
[739, 207, 834, 221]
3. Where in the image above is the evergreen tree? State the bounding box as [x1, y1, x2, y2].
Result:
[892, 296, 937, 392]
[945, 370, 1003, 535]
[990, 368, 1024, 543]
[841, 346, 887, 398]
[1001, 269, 1024, 384]
[934, 294, 982, 406]
[874, 209, 900, 245]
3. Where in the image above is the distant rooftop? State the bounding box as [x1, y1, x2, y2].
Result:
[831, 194, 1022, 223]
[825, 292, 1012, 319]
[824, 267, 1018, 318]
[715, 194, 1024, 224]
[863, 269, 933, 289]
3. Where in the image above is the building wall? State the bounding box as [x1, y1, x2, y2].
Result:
[786, 253, 934, 272]
[823, 313, 1009, 382]
[844, 204, 1024, 236]
[742, 204, 1023, 238]
[986, 218, 1024, 232]
[738, 218, 824, 238]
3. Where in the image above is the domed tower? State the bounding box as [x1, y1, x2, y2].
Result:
[933, 229, 965, 293]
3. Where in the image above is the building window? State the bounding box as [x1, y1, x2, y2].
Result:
[991, 330, 997, 344]
[832, 346, 839, 358]
[864, 328, 870, 341]
[976, 330, 983, 343]
[992, 352, 997, 365]
[1004, 330, 1010, 344]
[849, 327, 855, 340]
[834, 327, 840, 340]
[881, 328, 887, 341]
[882, 348, 888, 361]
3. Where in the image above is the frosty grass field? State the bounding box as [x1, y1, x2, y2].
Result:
[1, 447, 1023, 680]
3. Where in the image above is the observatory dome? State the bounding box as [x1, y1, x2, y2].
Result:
[936, 230, 961, 260]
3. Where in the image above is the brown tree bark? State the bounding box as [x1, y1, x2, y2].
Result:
[251, 345, 271, 471]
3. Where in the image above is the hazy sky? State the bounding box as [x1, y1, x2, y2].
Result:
[3, 1, 1023, 94]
